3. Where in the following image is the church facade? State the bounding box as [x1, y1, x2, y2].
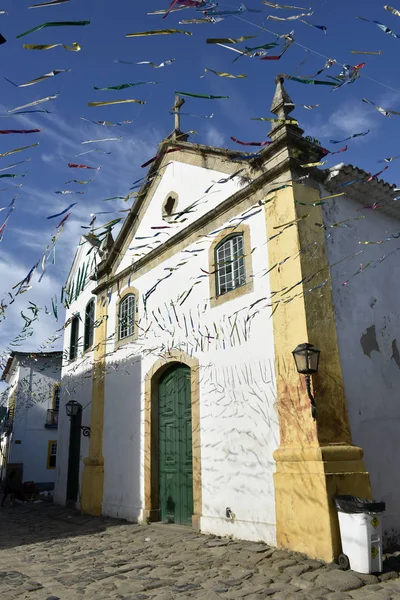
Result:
[54, 80, 400, 562]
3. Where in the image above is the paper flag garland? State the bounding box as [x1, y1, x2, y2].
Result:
[329, 130, 370, 144]
[17, 21, 90, 39]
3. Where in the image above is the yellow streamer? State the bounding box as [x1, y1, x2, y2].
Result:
[201, 68, 247, 79]
[88, 99, 146, 107]
[23, 42, 81, 51]
[300, 160, 328, 168]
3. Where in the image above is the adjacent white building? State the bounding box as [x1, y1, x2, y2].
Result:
[0, 351, 62, 490]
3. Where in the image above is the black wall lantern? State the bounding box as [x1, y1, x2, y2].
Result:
[292, 343, 320, 421]
[65, 400, 91, 437]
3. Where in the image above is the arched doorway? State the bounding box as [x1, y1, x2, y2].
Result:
[159, 364, 193, 524]
[143, 352, 202, 529]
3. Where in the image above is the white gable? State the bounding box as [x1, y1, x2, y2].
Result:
[115, 160, 248, 275]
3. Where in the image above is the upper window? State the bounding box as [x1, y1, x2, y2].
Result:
[162, 192, 178, 222]
[52, 384, 60, 412]
[69, 315, 80, 360]
[215, 234, 246, 296]
[84, 299, 95, 351]
[118, 294, 135, 340]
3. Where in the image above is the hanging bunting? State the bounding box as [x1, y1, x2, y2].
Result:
[267, 12, 313, 21]
[362, 97, 400, 117]
[230, 137, 272, 146]
[378, 156, 399, 163]
[81, 137, 122, 144]
[0, 143, 39, 158]
[163, 0, 203, 19]
[283, 74, 337, 85]
[0, 197, 16, 241]
[367, 165, 389, 181]
[126, 29, 192, 38]
[350, 50, 382, 54]
[0, 173, 25, 178]
[0, 129, 43, 134]
[170, 110, 214, 118]
[94, 81, 158, 91]
[284, 102, 319, 109]
[88, 99, 146, 107]
[6, 69, 70, 88]
[68, 163, 101, 170]
[201, 68, 247, 79]
[16, 20, 91, 39]
[180, 17, 220, 24]
[29, 0, 71, 7]
[136, 59, 175, 68]
[75, 149, 111, 156]
[0, 33, 6, 45]
[0, 159, 31, 172]
[65, 179, 93, 184]
[55, 190, 84, 194]
[206, 35, 257, 44]
[357, 16, 400, 38]
[329, 130, 370, 144]
[47, 203, 76, 219]
[175, 91, 229, 99]
[299, 21, 327, 33]
[141, 147, 183, 169]
[384, 5, 400, 17]
[262, 2, 308, 8]
[80, 117, 133, 126]
[8, 93, 59, 113]
[23, 42, 81, 51]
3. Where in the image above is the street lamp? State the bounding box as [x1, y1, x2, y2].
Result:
[65, 400, 91, 437]
[292, 343, 320, 421]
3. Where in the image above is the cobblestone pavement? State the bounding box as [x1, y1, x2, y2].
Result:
[1, 503, 400, 600]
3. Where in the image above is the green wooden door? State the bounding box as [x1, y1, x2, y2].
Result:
[159, 364, 193, 525]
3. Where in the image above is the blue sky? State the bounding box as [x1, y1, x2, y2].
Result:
[1, 0, 400, 357]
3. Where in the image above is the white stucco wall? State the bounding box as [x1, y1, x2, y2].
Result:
[115, 160, 247, 273]
[103, 201, 279, 543]
[54, 238, 96, 506]
[323, 192, 400, 547]
[7, 355, 61, 484]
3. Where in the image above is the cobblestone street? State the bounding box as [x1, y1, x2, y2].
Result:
[1, 503, 400, 600]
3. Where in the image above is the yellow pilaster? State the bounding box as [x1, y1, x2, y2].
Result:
[81, 293, 108, 516]
[266, 182, 371, 562]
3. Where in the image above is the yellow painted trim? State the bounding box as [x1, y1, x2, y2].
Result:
[208, 224, 254, 309]
[47, 440, 57, 470]
[143, 350, 202, 529]
[265, 182, 371, 561]
[81, 293, 108, 516]
[114, 286, 139, 350]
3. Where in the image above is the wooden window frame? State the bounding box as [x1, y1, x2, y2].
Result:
[209, 224, 253, 308]
[84, 298, 96, 352]
[115, 286, 139, 350]
[47, 440, 57, 470]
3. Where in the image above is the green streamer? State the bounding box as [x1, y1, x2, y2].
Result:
[175, 91, 229, 99]
[94, 82, 158, 91]
[16, 20, 90, 39]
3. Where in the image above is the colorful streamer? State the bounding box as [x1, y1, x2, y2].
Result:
[262, 2, 308, 8]
[175, 91, 229, 99]
[283, 74, 336, 86]
[9, 69, 70, 88]
[29, 0, 71, 7]
[47, 203, 76, 219]
[80, 117, 133, 127]
[384, 5, 400, 18]
[357, 16, 400, 38]
[329, 130, 370, 144]
[8, 93, 59, 113]
[81, 137, 121, 144]
[201, 68, 247, 79]
[251, 117, 298, 124]
[68, 163, 101, 170]
[126, 29, 192, 38]
[65, 179, 93, 184]
[23, 42, 81, 51]
[136, 59, 175, 68]
[141, 147, 183, 169]
[207, 35, 257, 44]
[230, 137, 271, 146]
[94, 82, 158, 91]
[0, 129, 43, 134]
[16, 21, 91, 39]
[88, 99, 146, 107]
[350, 50, 382, 54]
[0, 143, 39, 157]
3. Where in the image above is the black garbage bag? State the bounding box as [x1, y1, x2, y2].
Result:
[334, 495, 385, 514]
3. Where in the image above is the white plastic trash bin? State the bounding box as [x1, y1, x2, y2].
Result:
[335, 495, 385, 574]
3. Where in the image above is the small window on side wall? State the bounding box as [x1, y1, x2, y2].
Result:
[118, 294, 135, 340]
[69, 315, 80, 360]
[84, 299, 95, 351]
[47, 440, 57, 469]
[215, 234, 246, 296]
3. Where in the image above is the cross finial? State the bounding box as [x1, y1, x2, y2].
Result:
[172, 94, 185, 134]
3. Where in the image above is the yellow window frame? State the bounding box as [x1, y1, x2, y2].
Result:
[47, 440, 57, 470]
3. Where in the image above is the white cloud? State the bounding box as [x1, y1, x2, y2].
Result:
[304, 102, 376, 141]
[205, 125, 225, 147]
